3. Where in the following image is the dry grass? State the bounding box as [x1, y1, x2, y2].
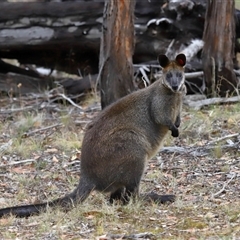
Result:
[236, 0, 240, 10]
[0, 95, 239, 240]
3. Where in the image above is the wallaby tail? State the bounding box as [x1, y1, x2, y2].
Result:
[0, 193, 77, 218]
[0, 180, 94, 218]
[0, 203, 49, 218]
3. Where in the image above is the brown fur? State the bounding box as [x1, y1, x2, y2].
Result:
[0, 54, 186, 218]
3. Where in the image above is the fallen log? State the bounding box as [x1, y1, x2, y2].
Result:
[184, 95, 240, 110]
[0, 1, 164, 75]
[0, 0, 239, 97]
[0, 73, 53, 95]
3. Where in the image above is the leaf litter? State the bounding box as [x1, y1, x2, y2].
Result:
[0, 94, 239, 239]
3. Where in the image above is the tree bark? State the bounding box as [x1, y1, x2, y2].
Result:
[202, 0, 238, 97]
[0, 2, 103, 75]
[99, 0, 136, 108]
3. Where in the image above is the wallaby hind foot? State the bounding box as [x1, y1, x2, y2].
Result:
[109, 186, 139, 204]
[143, 192, 176, 204]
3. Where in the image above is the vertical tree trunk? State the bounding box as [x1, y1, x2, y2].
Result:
[99, 0, 136, 109]
[202, 0, 237, 97]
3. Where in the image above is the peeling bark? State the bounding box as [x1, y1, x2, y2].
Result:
[202, 0, 238, 97]
[99, 0, 136, 108]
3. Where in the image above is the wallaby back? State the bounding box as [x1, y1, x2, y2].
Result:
[0, 54, 186, 218]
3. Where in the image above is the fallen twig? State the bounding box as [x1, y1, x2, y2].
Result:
[212, 172, 236, 198]
[139, 66, 151, 85]
[184, 95, 240, 110]
[185, 71, 204, 79]
[0, 106, 35, 114]
[207, 133, 239, 145]
[0, 140, 13, 153]
[22, 123, 63, 138]
[0, 159, 36, 168]
[57, 93, 84, 112]
[161, 142, 239, 157]
[101, 232, 155, 240]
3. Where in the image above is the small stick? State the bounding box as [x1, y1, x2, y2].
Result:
[0, 159, 36, 168]
[207, 133, 239, 145]
[104, 232, 155, 239]
[22, 123, 63, 138]
[0, 140, 13, 153]
[212, 173, 236, 198]
[184, 95, 240, 110]
[0, 106, 34, 114]
[57, 93, 84, 112]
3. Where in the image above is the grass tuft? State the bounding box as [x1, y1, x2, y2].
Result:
[0, 101, 240, 239]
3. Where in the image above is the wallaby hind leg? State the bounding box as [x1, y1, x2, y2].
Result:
[143, 192, 175, 204]
[109, 187, 125, 204]
[123, 185, 139, 203]
[109, 184, 139, 205]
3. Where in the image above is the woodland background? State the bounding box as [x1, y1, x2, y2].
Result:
[0, 0, 239, 239]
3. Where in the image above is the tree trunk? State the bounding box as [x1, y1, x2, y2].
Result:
[99, 0, 136, 108]
[202, 0, 237, 97]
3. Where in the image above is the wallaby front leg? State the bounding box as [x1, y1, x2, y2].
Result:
[175, 114, 181, 128]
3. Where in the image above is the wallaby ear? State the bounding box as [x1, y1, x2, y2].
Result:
[175, 54, 186, 67]
[158, 55, 170, 68]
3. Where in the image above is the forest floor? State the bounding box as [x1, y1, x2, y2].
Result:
[0, 92, 239, 240]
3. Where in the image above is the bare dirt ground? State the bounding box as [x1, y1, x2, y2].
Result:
[0, 93, 239, 239]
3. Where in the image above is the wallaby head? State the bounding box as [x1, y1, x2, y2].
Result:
[158, 53, 186, 92]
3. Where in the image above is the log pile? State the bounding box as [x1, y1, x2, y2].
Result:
[0, 0, 239, 97]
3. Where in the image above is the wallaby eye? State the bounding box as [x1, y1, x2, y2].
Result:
[176, 72, 182, 78]
[166, 72, 173, 79]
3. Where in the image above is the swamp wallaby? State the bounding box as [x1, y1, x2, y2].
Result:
[0, 54, 186, 218]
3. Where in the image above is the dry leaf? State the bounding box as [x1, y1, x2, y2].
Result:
[11, 165, 35, 174]
[52, 155, 59, 162]
[45, 148, 58, 153]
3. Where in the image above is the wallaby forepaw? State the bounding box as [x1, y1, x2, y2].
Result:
[171, 129, 179, 137]
[175, 115, 181, 128]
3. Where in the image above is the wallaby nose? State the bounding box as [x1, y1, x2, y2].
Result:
[172, 85, 178, 91]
